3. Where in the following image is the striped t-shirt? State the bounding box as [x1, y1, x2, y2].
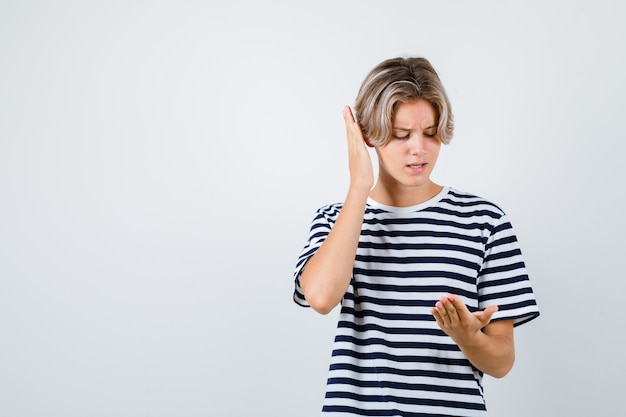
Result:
[293, 187, 540, 416]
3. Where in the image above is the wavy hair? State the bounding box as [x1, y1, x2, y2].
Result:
[354, 57, 454, 146]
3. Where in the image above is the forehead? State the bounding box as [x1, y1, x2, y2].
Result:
[393, 100, 437, 128]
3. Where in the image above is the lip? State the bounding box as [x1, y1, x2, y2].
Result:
[406, 163, 427, 174]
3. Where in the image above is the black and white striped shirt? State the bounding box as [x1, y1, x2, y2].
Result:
[294, 187, 540, 416]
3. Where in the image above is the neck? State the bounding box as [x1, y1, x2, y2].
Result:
[369, 181, 443, 207]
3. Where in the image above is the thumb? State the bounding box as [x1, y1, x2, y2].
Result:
[475, 305, 498, 327]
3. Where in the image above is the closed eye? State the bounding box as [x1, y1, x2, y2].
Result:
[392, 133, 410, 140]
[424, 128, 437, 139]
[391, 128, 411, 140]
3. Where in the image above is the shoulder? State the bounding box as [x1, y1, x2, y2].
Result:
[442, 187, 507, 218]
[311, 202, 344, 225]
[315, 202, 343, 216]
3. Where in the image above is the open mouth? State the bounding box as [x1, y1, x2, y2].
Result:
[408, 164, 425, 169]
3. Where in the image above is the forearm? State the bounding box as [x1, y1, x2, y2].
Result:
[456, 322, 515, 378]
[300, 185, 369, 314]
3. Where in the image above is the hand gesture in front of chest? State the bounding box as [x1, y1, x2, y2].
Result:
[432, 295, 497, 342]
[431, 295, 515, 378]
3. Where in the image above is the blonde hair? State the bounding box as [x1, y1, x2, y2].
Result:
[354, 57, 454, 146]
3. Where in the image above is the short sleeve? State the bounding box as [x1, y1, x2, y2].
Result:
[477, 213, 540, 326]
[293, 204, 340, 307]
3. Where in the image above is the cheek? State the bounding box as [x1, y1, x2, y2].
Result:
[377, 148, 400, 166]
[430, 142, 442, 157]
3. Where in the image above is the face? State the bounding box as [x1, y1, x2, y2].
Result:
[375, 100, 441, 192]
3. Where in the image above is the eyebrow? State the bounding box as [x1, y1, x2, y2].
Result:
[392, 124, 437, 131]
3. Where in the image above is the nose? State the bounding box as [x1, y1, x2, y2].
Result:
[408, 134, 426, 156]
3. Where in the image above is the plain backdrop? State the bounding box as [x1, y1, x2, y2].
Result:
[1, 1, 625, 416]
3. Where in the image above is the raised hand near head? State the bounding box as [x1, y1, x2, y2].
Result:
[343, 106, 374, 192]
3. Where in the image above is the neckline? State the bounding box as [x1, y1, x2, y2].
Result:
[366, 186, 449, 213]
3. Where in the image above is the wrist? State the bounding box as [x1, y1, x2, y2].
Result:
[346, 184, 371, 204]
[349, 178, 373, 194]
[454, 329, 487, 351]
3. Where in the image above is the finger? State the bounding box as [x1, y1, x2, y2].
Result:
[443, 300, 460, 321]
[446, 295, 465, 310]
[343, 106, 356, 125]
[475, 305, 499, 326]
[343, 107, 362, 142]
[474, 306, 498, 328]
[430, 308, 443, 324]
[446, 296, 470, 320]
[435, 300, 453, 323]
[343, 106, 375, 149]
[431, 307, 449, 329]
[438, 296, 456, 314]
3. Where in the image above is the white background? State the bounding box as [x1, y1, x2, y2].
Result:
[1, 1, 625, 416]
